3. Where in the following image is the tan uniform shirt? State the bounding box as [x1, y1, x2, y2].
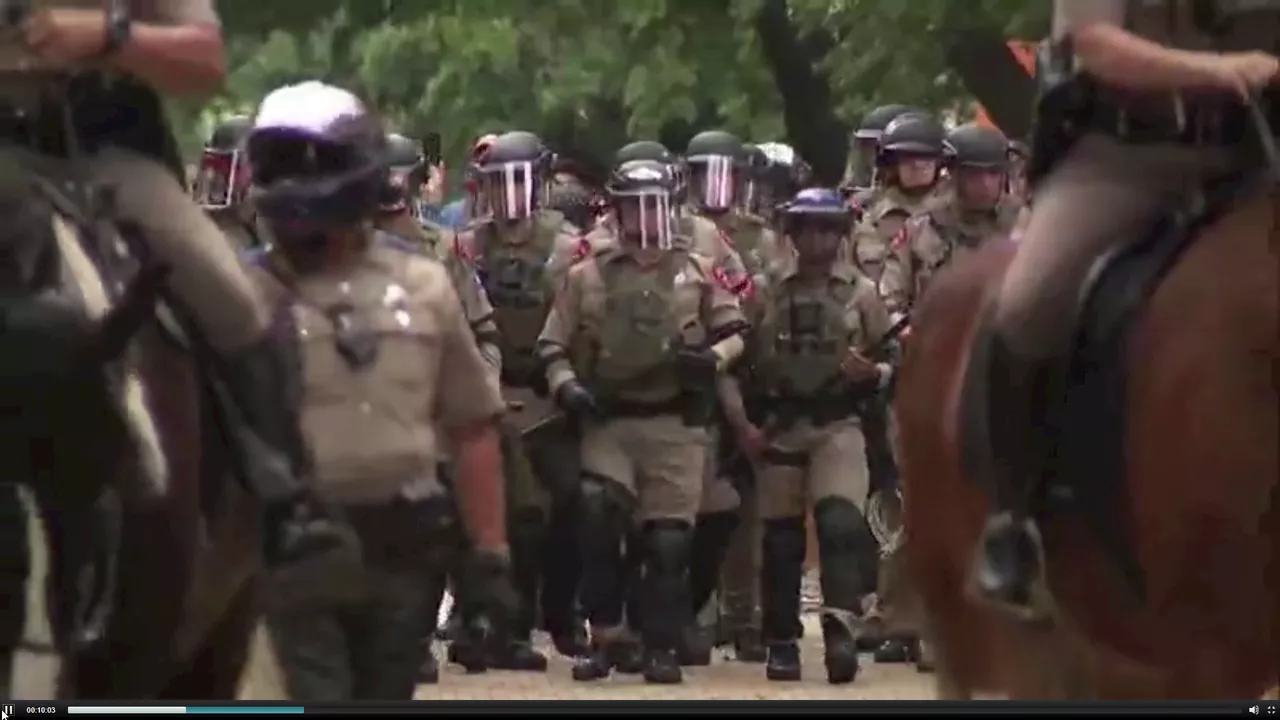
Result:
[537, 244, 746, 400]
[879, 195, 1023, 317]
[248, 239, 505, 505]
[588, 213, 754, 298]
[846, 187, 935, 283]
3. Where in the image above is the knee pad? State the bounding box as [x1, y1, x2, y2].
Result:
[762, 517, 807, 561]
[579, 474, 634, 522]
[813, 497, 875, 557]
[642, 519, 693, 574]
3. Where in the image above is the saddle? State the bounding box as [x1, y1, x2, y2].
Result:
[958, 168, 1264, 600]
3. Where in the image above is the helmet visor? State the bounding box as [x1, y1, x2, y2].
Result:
[481, 161, 539, 221]
[194, 150, 240, 209]
[614, 188, 673, 250]
[689, 155, 737, 211]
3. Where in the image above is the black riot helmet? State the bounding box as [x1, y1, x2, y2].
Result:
[878, 112, 946, 161]
[945, 124, 1011, 170]
[546, 180, 596, 232]
[853, 104, 918, 144]
[615, 140, 674, 165]
[684, 130, 745, 213]
[380, 132, 426, 216]
[196, 114, 252, 209]
[477, 130, 550, 221]
[753, 142, 812, 219]
[607, 159, 677, 250]
[246, 81, 388, 241]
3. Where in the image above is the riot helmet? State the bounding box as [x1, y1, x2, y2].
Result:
[477, 130, 550, 221]
[380, 132, 425, 217]
[615, 140, 674, 166]
[945, 123, 1010, 209]
[196, 115, 252, 210]
[684, 130, 745, 213]
[466, 134, 499, 220]
[877, 112, 946, 190]
[754, 142, 812, 218]
[607, 159, 677, 250]
[845, 104, 920, 189]
[246, 82, 387, 243]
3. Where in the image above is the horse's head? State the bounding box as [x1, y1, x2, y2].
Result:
[0, 165, 162, 501]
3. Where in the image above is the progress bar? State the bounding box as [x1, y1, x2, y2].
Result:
[68, 709, 303, 715]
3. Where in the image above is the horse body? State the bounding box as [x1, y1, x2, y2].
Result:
[898, 191, 1279, 699]
[1, 168, 264, 699]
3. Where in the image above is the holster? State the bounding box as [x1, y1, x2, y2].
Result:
[1027, 41, 1096, 188]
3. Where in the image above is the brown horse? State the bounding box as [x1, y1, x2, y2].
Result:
[0, 154, 265, 700]
[896, 176, 1279, 699]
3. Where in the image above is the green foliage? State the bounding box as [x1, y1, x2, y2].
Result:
[183, 0, 1041, 168]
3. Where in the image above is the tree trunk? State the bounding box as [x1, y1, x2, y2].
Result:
[754, 0, 847, 185]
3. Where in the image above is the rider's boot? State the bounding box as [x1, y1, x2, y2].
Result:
[814, 498, 876, 685]
[761, 517, 806, 682]
[221, 335, 361, 599]
[968, 333, 1049, 620]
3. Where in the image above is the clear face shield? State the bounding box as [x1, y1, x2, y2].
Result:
[194, 150, 241, 209]
[845, 135, 878, 189]
[688, 155, 739, 213]
[481, 161, 540, 221]
[614, 188, 674, 250]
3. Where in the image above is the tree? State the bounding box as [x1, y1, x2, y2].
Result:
[192, 0, 1045, 183]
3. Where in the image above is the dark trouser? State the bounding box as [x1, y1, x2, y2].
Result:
[529, 433, 583, 635]
[0, 484, 29, 698]
[267, 499, 449, 700]
[577, 475, 632, 635]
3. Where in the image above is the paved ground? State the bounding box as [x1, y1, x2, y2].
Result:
[413, 620, 934, 701]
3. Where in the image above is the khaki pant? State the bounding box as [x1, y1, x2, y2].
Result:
[580, 416, 707, 523]
[995, 134, 1229, 356]
[86, 146, 270, 351]
[698, 429, 741, 514]
[757, 418, 869, 520]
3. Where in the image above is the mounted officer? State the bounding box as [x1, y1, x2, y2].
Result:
[538, 158, 749, 685]
[721, 187, 892, 684]
[842, 104, 919, 203]
[0, 3, 357, 585]
[242, 81, 516, 700]
[880, 123, 1024, 319]
[971, 0, 1274, 618]
[454, 129, 589, 667]
[846, 112, 947, 284]
[195, 115, 264, 251]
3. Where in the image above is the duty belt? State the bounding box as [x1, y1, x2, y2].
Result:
[1088, 91, 1277, 146]
[600, 395, 685, 418]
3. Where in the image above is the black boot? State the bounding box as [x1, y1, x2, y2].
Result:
[969, 334, 1048, 618]
[814, 498, 879, 685]
[573, 478, 632, 681]
[761, 517, 806, 682]
[487, 513, 548, 672]
[540, 489, 588, 657]
[220, 337, 361, 595]
[732, 627, 767, 663]
[689, 510, 739, 614]
[639, 520, 693, 685]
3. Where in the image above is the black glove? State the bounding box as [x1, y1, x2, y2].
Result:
[459, 550, 521, 638]
[554, 379, 600, 419]
[676, 347, 720, 388]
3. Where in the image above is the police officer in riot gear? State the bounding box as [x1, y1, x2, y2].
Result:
[843, 104, 920, 204]
[196, 115, 263, 250]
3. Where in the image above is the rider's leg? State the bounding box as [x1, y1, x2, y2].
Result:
[86, 147, 357, 573]
[980, 134, 1218, 612]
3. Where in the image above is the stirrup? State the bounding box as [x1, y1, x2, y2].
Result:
[965, 513, 1052, 623]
